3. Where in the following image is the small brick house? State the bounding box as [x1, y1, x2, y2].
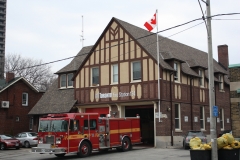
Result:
[0, 72, 44, 135]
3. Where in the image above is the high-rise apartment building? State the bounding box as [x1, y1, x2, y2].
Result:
[0, 0, 6, 79]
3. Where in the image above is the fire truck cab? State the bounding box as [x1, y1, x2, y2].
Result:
[31, 113, 141, 158]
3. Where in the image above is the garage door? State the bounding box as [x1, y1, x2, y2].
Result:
[85, 107, 109, 117]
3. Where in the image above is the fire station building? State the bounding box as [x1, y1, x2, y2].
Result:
[29, 17, 231, 148]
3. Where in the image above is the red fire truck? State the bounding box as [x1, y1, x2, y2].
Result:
[31, 113, 141, 157]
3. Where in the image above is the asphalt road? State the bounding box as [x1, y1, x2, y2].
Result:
[0, 146, 191, 160]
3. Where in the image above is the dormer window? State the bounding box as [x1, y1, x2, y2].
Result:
[219, 74, 224, 91]
[174, 62, 180, 82]
[199, 69, 204, 87]
[60, 74, 66, 88]
[67, 73, 73, 87]
[60, 73, 74, 88]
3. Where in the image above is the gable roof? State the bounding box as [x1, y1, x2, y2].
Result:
[55, 45, 93, 74]
[114, 17, 228, 75]
[0, 77, 39, 93]
[28, 79, 77, 115]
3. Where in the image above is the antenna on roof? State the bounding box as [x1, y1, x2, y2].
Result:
[80, 15, 85, 48]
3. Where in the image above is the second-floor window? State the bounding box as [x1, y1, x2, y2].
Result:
[22, 93, 28, 106]
[132, 61, 141, 81]
[199, 69, 204, 87]
[60, 73, 73, 88]
[219, 74, 224, 90]
[92, 67, 99, 85]
[112, 64, 118, 84]
[174, 62, 180, 82]
[60, 74, 66, 88]
[67, 73, 73, 87]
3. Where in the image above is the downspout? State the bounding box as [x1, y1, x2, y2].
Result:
[190, 76, 193, 130]
[170, 72, 173, 146]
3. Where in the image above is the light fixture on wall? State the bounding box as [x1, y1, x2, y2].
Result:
[167, 107, 171, 111]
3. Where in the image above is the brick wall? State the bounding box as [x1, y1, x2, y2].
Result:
[229, 66, 240, 137]
[0, 80, 43, 135]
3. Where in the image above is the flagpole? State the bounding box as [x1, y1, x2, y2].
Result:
[156, 10, 161, 123]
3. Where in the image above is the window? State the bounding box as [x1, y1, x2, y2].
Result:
[220, 109, 224, 130]
[200, 106, 205, 130]
[219, 74, 224, 90]
[112, 64, 118, 83]
[174, 62, 180, 82]
[132, 61, 141, 81]
[69, 119, 79, 131]
[175, 104, 181, 130]
[29, 117, 33, 130]
[60, 74, 66, 88]
[92, 67, 99, 85]
[22, 93, 28, 106]
[84, 119, 97, 130]
[16, 116, 20, 122]
[67, 73, 73, 87]
[199, 69, 204, 87]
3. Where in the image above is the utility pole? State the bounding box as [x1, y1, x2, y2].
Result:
[206, 0, 218, 160]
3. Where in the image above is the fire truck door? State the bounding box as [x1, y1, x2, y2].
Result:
[68, 119, 81, 152]
[83, 115, 99, 149]
[98, 119, 110, 148]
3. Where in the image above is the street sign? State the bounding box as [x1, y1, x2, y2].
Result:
[213, 106, 218, 117]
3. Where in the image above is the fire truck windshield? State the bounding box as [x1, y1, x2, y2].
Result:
[38, 120, 68, 132]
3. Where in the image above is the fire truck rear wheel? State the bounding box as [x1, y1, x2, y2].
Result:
[121, 137, 132, 152]
[78, 141, 91, 157]
[54, 153, 65, 157]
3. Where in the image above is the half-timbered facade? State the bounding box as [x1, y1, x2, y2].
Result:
[30, 17, 231, 148]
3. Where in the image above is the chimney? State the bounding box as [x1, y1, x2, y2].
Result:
[218, 45, 229, 71]
[6, 72, 15, 82]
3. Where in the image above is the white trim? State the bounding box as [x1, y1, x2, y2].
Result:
[0, 77, 39, 93]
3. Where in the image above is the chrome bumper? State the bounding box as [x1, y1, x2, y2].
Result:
[31, 144, 66, 154]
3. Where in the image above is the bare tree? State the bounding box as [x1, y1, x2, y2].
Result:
[5, 53, 57, 91]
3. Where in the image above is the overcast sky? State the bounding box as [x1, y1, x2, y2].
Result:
[5, 0, 240, 73]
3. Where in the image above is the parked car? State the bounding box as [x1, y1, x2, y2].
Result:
[218, 130, 232, 137]
[183, 130, 207, 149]
[0, 134, 22, 150]
[14, 132, 38, 148]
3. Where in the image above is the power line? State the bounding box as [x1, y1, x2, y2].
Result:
[10, 13, 240, 71]
[212, 19, 240, 20]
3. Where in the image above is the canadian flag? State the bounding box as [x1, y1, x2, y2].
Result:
[144, 13, 157, 32]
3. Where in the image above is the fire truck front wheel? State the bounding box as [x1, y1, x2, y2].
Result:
[121, 137, 132, 152]
[78, 141, 91, 158]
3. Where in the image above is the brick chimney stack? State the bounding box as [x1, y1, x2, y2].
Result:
[218, 45, 229, 71]
[6, 72, 15, 82]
